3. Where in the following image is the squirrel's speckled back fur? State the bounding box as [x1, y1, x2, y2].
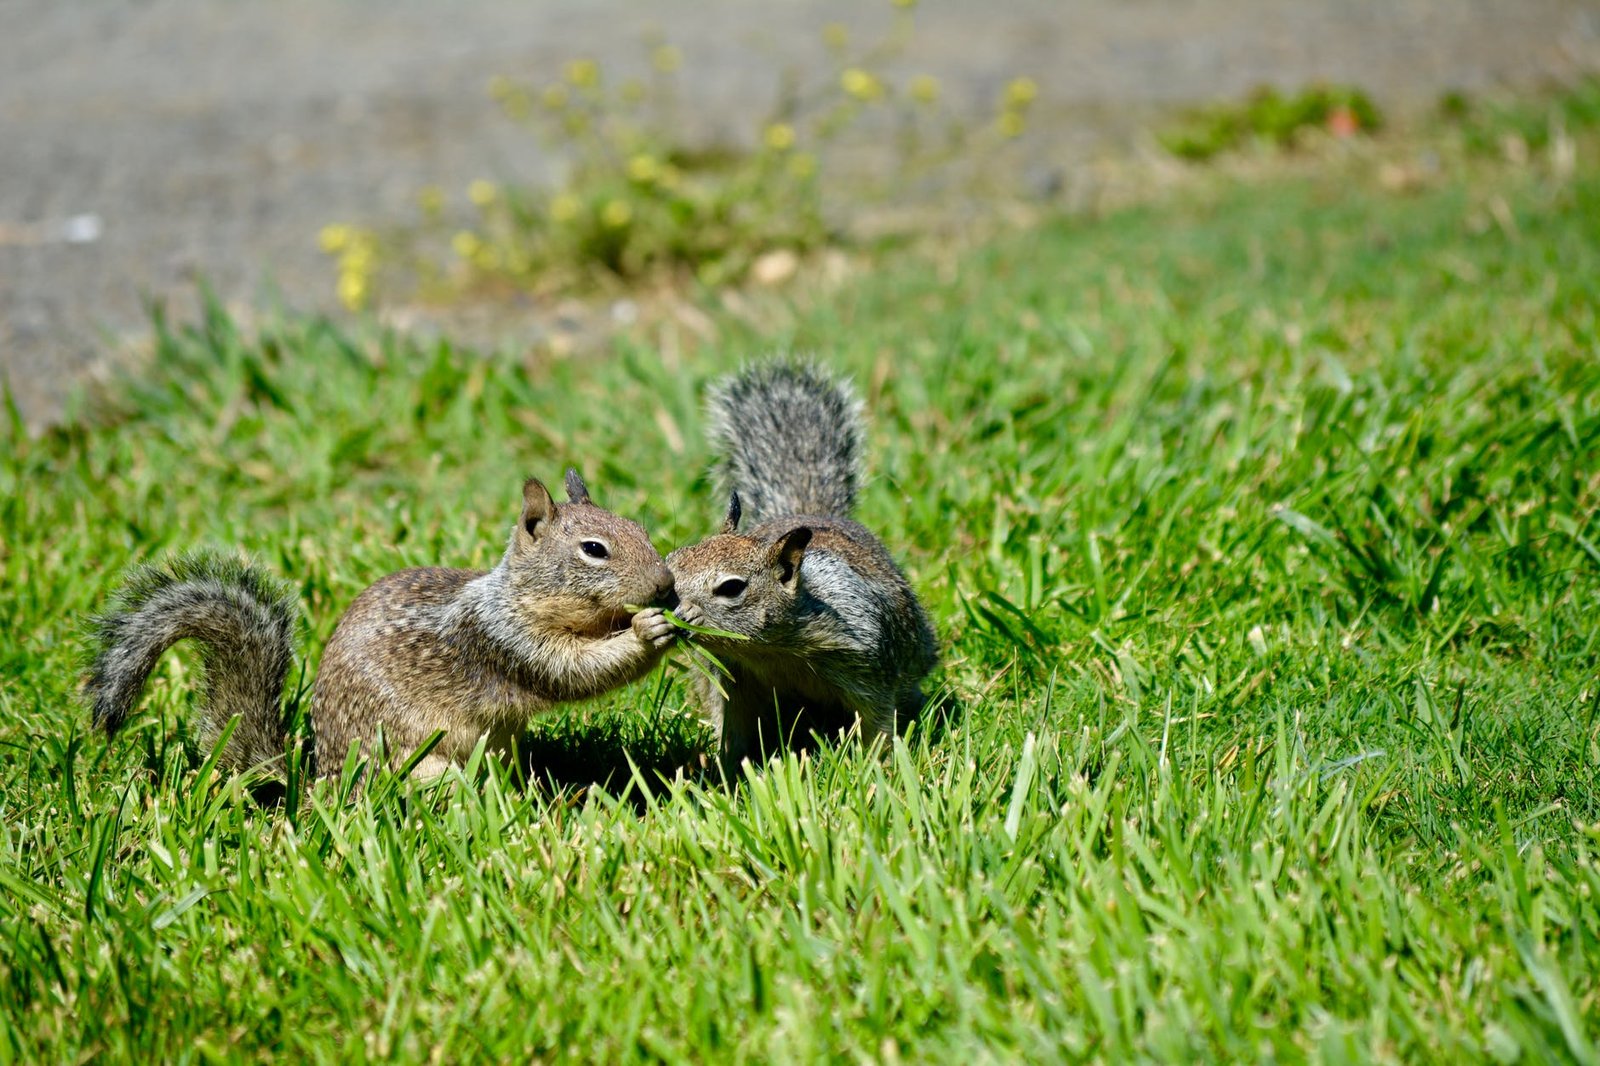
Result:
[668, 359, 937, 775]
[85, 472, 678, 784]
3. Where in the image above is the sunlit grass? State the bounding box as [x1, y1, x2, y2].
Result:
[2, 137, 1599, 1061]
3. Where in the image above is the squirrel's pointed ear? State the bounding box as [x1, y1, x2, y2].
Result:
[521, 477, 555, 538]
[564, 468, 592, 505]
[720, 491, 742, 534]
[768, 526, 812, 587]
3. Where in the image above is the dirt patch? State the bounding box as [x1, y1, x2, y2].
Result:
[2, 0, 1595, 430]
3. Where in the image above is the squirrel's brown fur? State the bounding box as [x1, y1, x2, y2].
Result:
[88, 470, 677, 782]
[667, 361, 936, 775]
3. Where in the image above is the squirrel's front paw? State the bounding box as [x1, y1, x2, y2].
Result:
[631, 607, 677, 650]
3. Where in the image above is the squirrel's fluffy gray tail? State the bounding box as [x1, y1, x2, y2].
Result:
[707, 359, 864, 521]
[87, 552, 296, 773]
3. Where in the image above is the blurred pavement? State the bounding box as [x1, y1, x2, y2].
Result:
[1, 0, 1595, 430]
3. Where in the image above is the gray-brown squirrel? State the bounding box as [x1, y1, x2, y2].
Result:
[87, 470, 678, 781]
[667, 361, 937, 774]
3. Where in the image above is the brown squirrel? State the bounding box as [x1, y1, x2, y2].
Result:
[87, 470, 677, 782]
[666, 361, 937, 774]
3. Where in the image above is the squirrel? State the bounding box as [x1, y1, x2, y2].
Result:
[87, 470, 678, 783]
[666, 360, 937, 774]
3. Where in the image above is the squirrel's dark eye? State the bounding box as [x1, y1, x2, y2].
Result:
[713, 577, 747, 599]
[580, 540, 609, 560]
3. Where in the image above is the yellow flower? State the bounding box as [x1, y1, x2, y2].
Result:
[565, 58, 600, 88]
[452, 231, 483, 260]
[652, 45, 682, 74]
[822, 23, 848, 50]
[417, 186, 445, 215]
[1004, 76, 1038, 109]
[600, 199, 633, 228]
[621, 78, 646, 104]
[336, 271, 367, 311]
[909, 75, 940, 105]
[657, 163, 683, 190]
[997, 111, 1026, 138]
[550, 194, 582, 222]
[317, 224, 351, 254]
[891, 0, 917, 8]
[473, 247, 502, 272]
[496, 86, 532, 121]
[487, 75, 514, 100]
[841, 68, 883, 102]
[468, 179, 498, 207]
[764, 123, 796, 151]
[787, 152, 817, 179]
[341, 242, 374, 271]
[541, 84, 570, 111]
[627, 154, 660, 183]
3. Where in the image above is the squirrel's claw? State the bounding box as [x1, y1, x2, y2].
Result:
[631, 606, 678, 649]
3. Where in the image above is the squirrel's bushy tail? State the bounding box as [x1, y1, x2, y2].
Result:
[707, 359, 864, 521]
[87, 552, 296, 773]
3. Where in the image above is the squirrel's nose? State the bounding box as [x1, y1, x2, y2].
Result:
[652, 566, 676, 606]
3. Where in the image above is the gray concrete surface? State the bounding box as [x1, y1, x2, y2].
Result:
[2, 0, 1596, 430]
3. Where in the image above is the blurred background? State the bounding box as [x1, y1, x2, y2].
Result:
[2, 0, 1596, 433]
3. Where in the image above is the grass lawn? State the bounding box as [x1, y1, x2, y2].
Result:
[3, 129, 1599, 1061]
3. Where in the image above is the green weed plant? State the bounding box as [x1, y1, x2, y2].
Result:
[320, 5, 1038, 309]
[1160, 83, 1383, 162]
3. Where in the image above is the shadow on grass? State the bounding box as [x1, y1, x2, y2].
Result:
[213, 682, 963, 813]
[512, 712, 715, 807]
[509, 684, 966, 808]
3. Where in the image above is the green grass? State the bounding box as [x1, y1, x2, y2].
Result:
[3, 142, 1600, 1062]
